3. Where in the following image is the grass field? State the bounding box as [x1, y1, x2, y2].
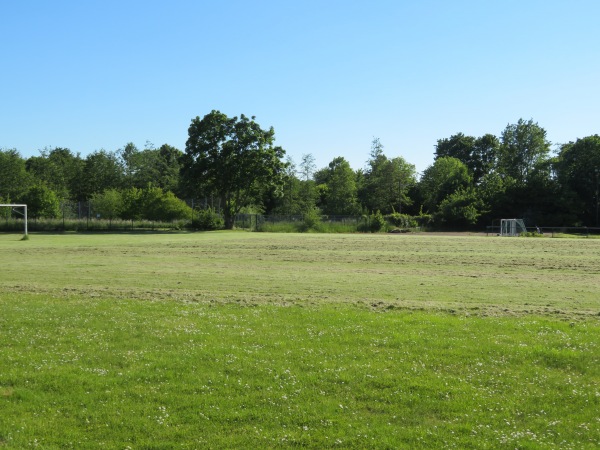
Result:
[1, 232, 599, 448]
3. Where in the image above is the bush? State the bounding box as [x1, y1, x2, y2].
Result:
[299, 208, 323, 232]
[23, 184, 61, 219]
[194, 208, 223, 230]
[369, 211, 387, 232]
[385, 213, 418, 228]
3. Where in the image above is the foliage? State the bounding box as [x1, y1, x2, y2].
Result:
[4, 118, 600, 230]
[0, 196, 11, 220]
[556, 135, 600, 226]
[81, 149, 124, 199]
[299, 207, 324, 232]
[194, 207, 224, 230]
[270, 156, 304, 215]
[0, 217, 190, 232]
[91, 188, 123, 221]
[435, 132, 476, 168]
[360, 139, 416, 214]
[414, 209, 433, 228]
[182, 110, 287, 229]
[141, 186, 191, 222]
[386, 212, 418, 228]
[368, 210, 387, 232]
[435, 133, 499, 184]
[256, 216, 365, 233]
[0, 148, 31, 200]
[120, 187, 144, 221]
[25, 147, 85, 201]
[22, 184, 61, 219]
[419, 157, 472, 214]
[435, 187, 482, 228]
[315, 156, 361, 215]
[472, 134, 500, 182]
[295, 154, 320, 213]
[498, 118, 551, 186]
[119, 142, 183, 193]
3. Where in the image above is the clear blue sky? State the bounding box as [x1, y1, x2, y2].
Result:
[2, 0, 599, 175]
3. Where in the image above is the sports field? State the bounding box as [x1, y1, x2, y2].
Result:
[1, 232, 599, 448]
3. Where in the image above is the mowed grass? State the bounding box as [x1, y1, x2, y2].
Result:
[0, 232, 599, 448]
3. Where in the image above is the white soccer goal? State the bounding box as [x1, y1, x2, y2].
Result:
[0, 204, 28, 237]
[500, 218, 526, 237]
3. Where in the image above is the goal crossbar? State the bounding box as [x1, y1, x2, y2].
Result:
[0, 204, 28, 236]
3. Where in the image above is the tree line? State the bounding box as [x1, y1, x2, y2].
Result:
[1, 111, 599, 229]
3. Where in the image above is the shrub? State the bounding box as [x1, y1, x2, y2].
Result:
[194, 208, 223, 230]
[385, 213, 418, 228]
[22, 184, 61, 219]
[299, 208, 323, 232]
[369, 211, 387, 232]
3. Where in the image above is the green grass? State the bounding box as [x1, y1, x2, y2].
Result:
[1, 232, 599, 448]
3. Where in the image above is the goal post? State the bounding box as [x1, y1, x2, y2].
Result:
[500, 218, 526, 237]
[0, 204, 28, 237]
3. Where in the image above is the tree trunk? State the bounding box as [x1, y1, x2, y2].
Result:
[224, 212, 235, 229]
[222, 194, 235, 229]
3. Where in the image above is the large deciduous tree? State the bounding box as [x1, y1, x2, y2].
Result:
[556, 135, 600, 226]
[81, 150, 124, 199]
[435, 133, 499, 184]
[119, 142, 183, 193]
[25, 147, 84, 201]
[361, 138, 416, 214]
[181, 111, 287, 229]
[0, 148, 31, 201]
[472, 134, 500, 183]
[498, 119, 551, 186]
[419, 157, 472, 214]
[314, 156, 360, 215]
[435, 133, 476, 167]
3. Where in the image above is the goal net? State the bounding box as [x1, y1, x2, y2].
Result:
[0, 204, 28, 237]
[500, 218, 526, 237]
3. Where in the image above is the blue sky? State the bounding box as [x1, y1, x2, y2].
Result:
[2, 0, 599, 175]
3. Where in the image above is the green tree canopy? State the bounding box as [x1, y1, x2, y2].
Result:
[0, 149, 31, 201]
[181, 111, 287, 229]
[435, 133, 499, 184]
[91, 189, 123, 221]
[22, 184, 61, 219]
[360, 138, 416, 214]
[556, 135, 600, 225]
[25, 147, 84, 201]
[141, 186, 192, 222]
[315, 156, 360, 215]
[82, 150, 124, 199]
[436, 187, 482, 228]
[119, 142, 183, 193]
[498, 119, 551, 186]
[419, 157, 472, 214]
[472, 134, 500, 183]
[435, 133, 476, 167]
